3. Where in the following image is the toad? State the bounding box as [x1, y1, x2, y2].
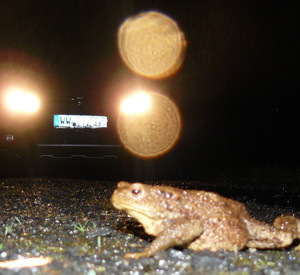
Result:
[111, 181, 300, 259]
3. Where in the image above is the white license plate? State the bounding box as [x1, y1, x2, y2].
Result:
[54, 115, 107, 129]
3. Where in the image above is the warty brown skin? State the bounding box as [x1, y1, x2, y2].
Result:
[111, 181, 300, 259]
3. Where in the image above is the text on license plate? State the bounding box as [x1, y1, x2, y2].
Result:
[54, 115, 108, 128]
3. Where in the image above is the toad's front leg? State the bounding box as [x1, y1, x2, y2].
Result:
[124, 219, 203, 260]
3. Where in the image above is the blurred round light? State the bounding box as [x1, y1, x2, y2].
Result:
[5, 88, 40, 113]
[121, 92, 151, 114]
[118, 92, 181, 158]
[118, 11, 186, 79]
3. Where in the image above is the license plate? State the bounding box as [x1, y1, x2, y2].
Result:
[54, 115, 108, 129]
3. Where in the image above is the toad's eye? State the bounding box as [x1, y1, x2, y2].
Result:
[131, 189, 141, 196]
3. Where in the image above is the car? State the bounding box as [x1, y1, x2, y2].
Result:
[0, 88, 126, 177]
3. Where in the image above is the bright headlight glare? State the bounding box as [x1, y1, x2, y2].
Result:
[121, 93, 151, 114]
[6, 89, 40, 113]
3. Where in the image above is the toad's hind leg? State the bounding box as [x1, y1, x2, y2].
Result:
[188, 220, 249, 252]
[274, 215, 300, 239]
[244, 217, 294, 249]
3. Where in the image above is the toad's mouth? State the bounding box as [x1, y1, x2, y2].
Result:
[111, 200, 157, 221]
[112, 200, 164, 236]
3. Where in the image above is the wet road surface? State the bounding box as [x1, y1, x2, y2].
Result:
[0, 178, 300, 274]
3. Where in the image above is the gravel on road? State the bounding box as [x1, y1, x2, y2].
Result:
[0, 178, 300, 274]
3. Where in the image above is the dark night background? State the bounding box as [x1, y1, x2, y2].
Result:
[0, 0, 299, 179]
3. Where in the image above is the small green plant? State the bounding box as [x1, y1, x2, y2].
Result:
[97, 236, 102, 253]
[4, 224, 13, 237]
[14, 216, 22, 225]
[74, 221, 89, 232]
[14, 216, 26, 235]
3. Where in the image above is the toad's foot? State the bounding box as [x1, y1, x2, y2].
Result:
[274, 215, 300, 239]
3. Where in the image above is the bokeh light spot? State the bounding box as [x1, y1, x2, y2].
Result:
[118, 11, 186, 79]
[118, 92, 181, 158]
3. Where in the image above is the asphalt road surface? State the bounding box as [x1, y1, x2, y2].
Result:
[0, 177, 300, 274]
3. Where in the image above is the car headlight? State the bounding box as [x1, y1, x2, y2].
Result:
[5, 88, 40, 114]
[120, 92, 151, 115]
